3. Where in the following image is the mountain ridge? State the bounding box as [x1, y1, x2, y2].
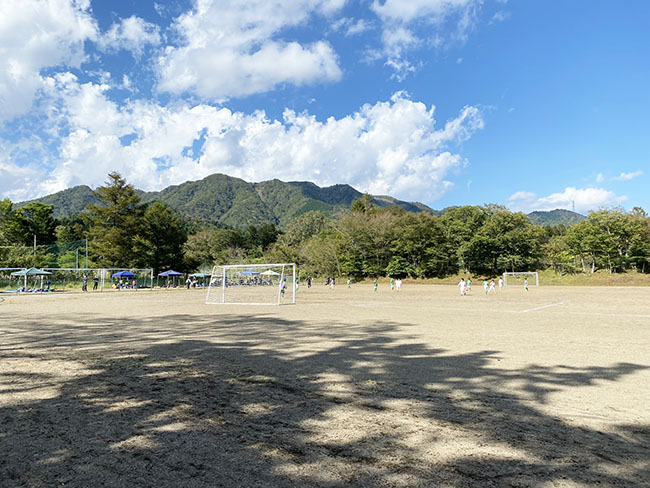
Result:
[16, 174, 586, 228]
[18, 174, 436, 228]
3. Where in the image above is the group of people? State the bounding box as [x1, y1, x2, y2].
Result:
[389, 278, 403, 292]
[113, 278, 136, 290]
[458, 276, 529, 296]
[323, 276, 405, 293]
[81, 275, 100, 292]
[458, 277, 503, 296]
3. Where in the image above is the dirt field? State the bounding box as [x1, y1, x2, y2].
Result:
[1, 284, 649, 487]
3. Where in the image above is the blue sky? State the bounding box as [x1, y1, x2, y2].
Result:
[1, 0, 648, 214]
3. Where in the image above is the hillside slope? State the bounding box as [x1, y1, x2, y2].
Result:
[18, 174, 434, 228]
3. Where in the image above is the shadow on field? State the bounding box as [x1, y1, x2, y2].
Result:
[1, 313, 649, 487]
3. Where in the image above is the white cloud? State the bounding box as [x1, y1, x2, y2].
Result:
[596, 172, 604, 183]
[507, 187, 628, 214]
[16, 76, 483, 203]
[0, 158, 47, 202]
[97, 16, 161, 56]
[613, 170, 643, 181]
[331, 17, 372, 36]
[156, 0, 344, 100]
[370, 0, 481, 78]
[0, 0, 97, 122]
[490, 11, 510, 24]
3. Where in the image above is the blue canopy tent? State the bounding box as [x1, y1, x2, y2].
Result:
[112, 271, 136, 278]
[112, 270, 136, 289]
[158, 269, 184, 287]
[158, 270, 184, 277]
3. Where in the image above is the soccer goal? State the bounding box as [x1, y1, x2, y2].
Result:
[502, 271, 539, 287]
[206, 263, 296, 305]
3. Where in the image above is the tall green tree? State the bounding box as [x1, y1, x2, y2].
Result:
[86, 172, 144, 267]
[0, 199, 14, 245]
[133, 202, 187, 274]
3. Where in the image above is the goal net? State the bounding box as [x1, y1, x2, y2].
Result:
[502, 271, 539, 287]
[206, 263, 296, 305]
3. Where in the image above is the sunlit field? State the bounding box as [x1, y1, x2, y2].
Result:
[1, 284, 649, 487]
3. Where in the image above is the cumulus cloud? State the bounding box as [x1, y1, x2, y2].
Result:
[0, 0, 97, 122]
[507, 187, 628, 214]
[97, 16, 161, 56]
[370, 0, 481, 78]
[156, 0, 344, 100]
[16, 76, 483, 203]
[613, 170, 643, 181]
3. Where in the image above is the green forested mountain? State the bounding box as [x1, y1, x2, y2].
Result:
[527, 209, 586, 226]
[18, 174, 589, 229]
[22, 185, 99, 220]
[19, 174, 435, 228]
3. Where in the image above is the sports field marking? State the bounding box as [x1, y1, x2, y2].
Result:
[519, 302, 565, 313]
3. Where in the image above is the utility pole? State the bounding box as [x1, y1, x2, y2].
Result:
[85, 238, 89, 269]
[33, 235, 36, 265]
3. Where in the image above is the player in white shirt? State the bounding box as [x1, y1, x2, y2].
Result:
[498, 278, 504, 291]
[458, 278, 466, 296]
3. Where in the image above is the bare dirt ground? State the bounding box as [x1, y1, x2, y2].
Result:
[1, 284, 649, 487]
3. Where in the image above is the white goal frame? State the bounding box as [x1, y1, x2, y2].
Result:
[502, 271, 539, 286]
[206, 263, 296, 305]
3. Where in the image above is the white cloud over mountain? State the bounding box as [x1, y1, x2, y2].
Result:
[507, 187, 628, 214]
[24, 75, 483, 203]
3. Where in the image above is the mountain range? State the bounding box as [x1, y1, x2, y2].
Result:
[18, 173, 586, 228]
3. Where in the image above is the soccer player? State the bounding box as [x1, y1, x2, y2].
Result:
[488, 280, 495, 293]
[347, 278, 351, 288]
[467, 278, 471, 292]
[498, 277, 503, 291]
[390, 278, 394, 291]
[458, 278, 466, 296]
[483, 279, 489, 295]
[396, 278, 402, 292]
[373, 278, 378, 293]
[524, 278, 529, 291]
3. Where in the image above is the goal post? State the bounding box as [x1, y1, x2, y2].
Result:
[206, 263, 296, 305]
[503, 271, 539, 287]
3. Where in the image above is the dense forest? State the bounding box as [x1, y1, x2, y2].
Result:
[2, 173, 650, 278]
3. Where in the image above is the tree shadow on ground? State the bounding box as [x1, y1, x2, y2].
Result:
[1, 313, 649, 487]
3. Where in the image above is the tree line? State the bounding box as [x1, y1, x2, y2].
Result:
[2, 173, 650, 277]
